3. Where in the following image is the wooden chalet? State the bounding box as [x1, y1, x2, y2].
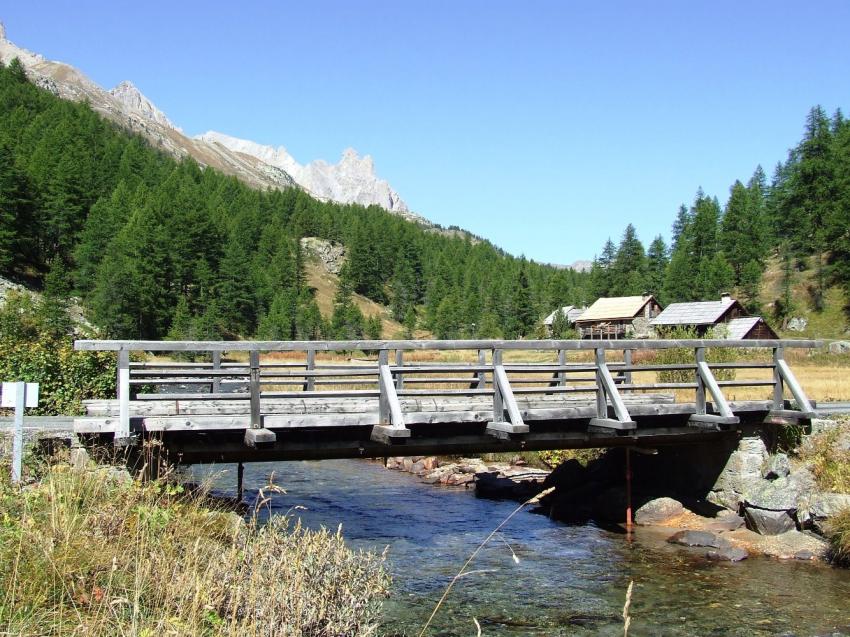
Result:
[649, 294, 778, 340]
[574, 295, 662, 339]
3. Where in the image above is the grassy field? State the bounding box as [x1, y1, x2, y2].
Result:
[206, 345, 850, 402]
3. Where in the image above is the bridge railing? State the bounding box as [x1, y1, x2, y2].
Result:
[74, 339, 820, 446]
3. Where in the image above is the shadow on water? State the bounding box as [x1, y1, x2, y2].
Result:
[188, 459, 850, 637]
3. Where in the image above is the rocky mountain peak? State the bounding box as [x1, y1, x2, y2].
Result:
[0, 22, 7, 41]
[109, 80, 179, 131]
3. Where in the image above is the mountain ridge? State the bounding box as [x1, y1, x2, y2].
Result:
[0, 21, 421, 219]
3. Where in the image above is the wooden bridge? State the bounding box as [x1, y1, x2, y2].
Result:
[72, 339, 819, 465]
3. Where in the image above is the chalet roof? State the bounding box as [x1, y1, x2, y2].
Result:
[721, 317, 776, 340]
[542, 306, 585, 325]
[576, 296, 655, 323]
[650, 298, 738, 326]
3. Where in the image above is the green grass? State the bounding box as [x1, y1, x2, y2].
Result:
[0, 458, 389, 636]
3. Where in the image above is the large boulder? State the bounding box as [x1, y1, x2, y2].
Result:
[667, 530, 729, 549]
[743, 507, 797, 535]
[787, 317, 808, 332]
[634, 497, 684, 525]
[706, 546, 748, 562]
[828, 340, 850, 354]
[809, 493, 850, 522]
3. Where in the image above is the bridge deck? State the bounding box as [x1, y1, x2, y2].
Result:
[73, 338, 819, 463]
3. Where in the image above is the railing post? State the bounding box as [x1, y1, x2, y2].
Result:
[694, 347, 706, 416]
[378, 349, 389, 423]
[117, 349, 131, 444]
[305, 349, 315, 392]
[558, 349, 566, 386]
[492, 348, 503, 422]
[595, 347, 607, 419]
[212, 351, 221, 394]
[773, 346, 784, 410]
[249, 350, 261, 428]
[623, 348, 633, 385]
[395, 349, 404, 390]
[477, 349, 486, 389]
[244, 349, 275, 448]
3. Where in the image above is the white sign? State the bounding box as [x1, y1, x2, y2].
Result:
[1, 382, 39, 408]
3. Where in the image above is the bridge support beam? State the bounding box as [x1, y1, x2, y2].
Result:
[766, 346, 816, 424]
[689, 347, 739, 430]
[371, 350, 410, 444]
[589, 348, 636, 433]
[487, 349, 529, 439]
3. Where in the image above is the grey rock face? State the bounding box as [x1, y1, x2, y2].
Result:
[809, 493, 850, 520]
[810, 418, 839, 435]
[710, 437, 768, 509]
[828, 340, 850, 354]
[300, 237, 346, 275]
[634, 497, 684, 525]
[787, 317, 808, 331]
[743, 507, 797, 535]
[763, 453, 791, 480]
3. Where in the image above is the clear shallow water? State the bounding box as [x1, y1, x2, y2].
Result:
[189, 459, 850, 637]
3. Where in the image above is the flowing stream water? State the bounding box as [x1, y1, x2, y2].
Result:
[189, 459, 850, 637]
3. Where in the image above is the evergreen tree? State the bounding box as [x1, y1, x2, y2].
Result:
[646, 235, 668, 298]
[611, 224, 647, 295]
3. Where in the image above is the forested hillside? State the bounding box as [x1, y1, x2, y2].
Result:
[0, 58, 588, 340]
[588, 105, 850, 329]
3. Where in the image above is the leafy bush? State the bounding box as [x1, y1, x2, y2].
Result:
[537, 448, 604, 468]
[653, 326, 737, 383]
[0, 291, 115, 415]
[0, 461, 390, 635]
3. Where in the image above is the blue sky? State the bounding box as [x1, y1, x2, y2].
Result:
[3, 2, 849, 264]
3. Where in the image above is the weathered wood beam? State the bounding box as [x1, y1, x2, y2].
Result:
[75, 338, 823, 352]
[372, 351, 409, 443]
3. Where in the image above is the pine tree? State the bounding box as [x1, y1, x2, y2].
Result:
[611, 224, 647, 295]
[646, 235, 668, 298]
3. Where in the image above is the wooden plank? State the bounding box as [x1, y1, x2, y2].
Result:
[75, 338, 823, 352]
[249, 351, 261, 428]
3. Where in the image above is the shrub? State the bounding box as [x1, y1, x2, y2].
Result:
[797, 418, 850, 493]
[653, 326, 737, 383]
[537, 448, 604, 468]
[825, 508, 850, 567]
[0, 462, 389, 635]
[0, 292, 115, 415]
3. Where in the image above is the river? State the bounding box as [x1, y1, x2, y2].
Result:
[189, 459, 850, 637]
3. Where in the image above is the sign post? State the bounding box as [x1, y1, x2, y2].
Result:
[2, 382, 39, 483]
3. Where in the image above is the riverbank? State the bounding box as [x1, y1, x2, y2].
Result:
[0, 457, 389, 636]
[378, 416, 850, 566]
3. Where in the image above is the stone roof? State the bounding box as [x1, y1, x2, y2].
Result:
[721, 317, 766, 340]
[576, 296, 655, 323]
[650, 298, 738, 326]
[542, 306, 584, 325]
